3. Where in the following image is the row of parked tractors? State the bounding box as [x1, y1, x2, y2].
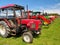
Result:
[0, 4, 57, 43]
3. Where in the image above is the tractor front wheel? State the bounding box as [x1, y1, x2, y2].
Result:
[22, 32, 33, 43]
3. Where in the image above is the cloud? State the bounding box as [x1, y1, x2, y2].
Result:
[51, 3, 60, 9]
[39, 3, 60, 14]
[44, 9, 60, 14]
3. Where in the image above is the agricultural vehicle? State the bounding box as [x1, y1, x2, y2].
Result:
[0, 4, 42, 43]
[25, 11, 51, 26]
[48, 16, 56, 21]
[43, 13, 57, 21]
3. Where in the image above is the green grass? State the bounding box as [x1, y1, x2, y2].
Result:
[0, 18, 60, 45]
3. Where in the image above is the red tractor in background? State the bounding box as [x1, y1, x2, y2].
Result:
[25, 11, 52, 25]
[0, 4, 42, 43]
[43, 13, 57, 21]
[48, 15, 56, 21]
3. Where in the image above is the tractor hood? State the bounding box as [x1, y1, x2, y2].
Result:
[21, 19, 41, 30]
[21, 19, 41, 25]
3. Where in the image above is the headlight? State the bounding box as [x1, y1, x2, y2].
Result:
[44, 22, 48, 25]
[31, 23, 36, 28]
[36, 31, 40, 34]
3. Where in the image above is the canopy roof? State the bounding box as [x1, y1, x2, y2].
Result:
[0, 4, 24, 9]
[33, 12, 41, 13]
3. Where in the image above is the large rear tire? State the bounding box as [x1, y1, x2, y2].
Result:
[22, 32, 33, 43]
[0, 21, 10, 38]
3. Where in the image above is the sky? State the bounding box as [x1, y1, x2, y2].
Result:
[0, 0, 60, 14]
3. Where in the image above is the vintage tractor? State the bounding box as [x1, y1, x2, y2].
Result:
[48, 15, 56, 21]
[0, 4, 42, 43]
[43, 13, 56, 22]
[25, 11, 51, 26]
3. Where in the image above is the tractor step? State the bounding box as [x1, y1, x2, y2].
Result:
[10, 33, 16, 36]
[8, 29, 16, 36]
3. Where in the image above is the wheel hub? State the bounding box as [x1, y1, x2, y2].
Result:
[0, 25, 6, 35]
[23, 35, 30, 42]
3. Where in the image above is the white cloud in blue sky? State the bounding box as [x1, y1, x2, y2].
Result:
[43, 3, 60, 14]
[36, 3, 60, 14]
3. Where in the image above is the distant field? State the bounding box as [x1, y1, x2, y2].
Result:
[0, 18, 60, 45]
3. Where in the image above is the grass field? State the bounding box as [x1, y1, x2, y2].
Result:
[0, 18, 60, 45]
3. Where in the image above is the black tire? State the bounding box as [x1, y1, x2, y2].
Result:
[0, 21, 10, 38]
[22, 32, 33, 43]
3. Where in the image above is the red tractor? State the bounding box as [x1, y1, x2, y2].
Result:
[25, 11, 51, 25]
[48, 15, 56, 21]
[0, 4, 42, 43]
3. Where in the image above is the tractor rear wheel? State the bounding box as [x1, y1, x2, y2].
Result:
[22, 32, 33, 43]
[0, 21, 10, 38]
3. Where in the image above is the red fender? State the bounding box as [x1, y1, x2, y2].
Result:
[16, 18, 21, 26]
[3, 18, 11, 27]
